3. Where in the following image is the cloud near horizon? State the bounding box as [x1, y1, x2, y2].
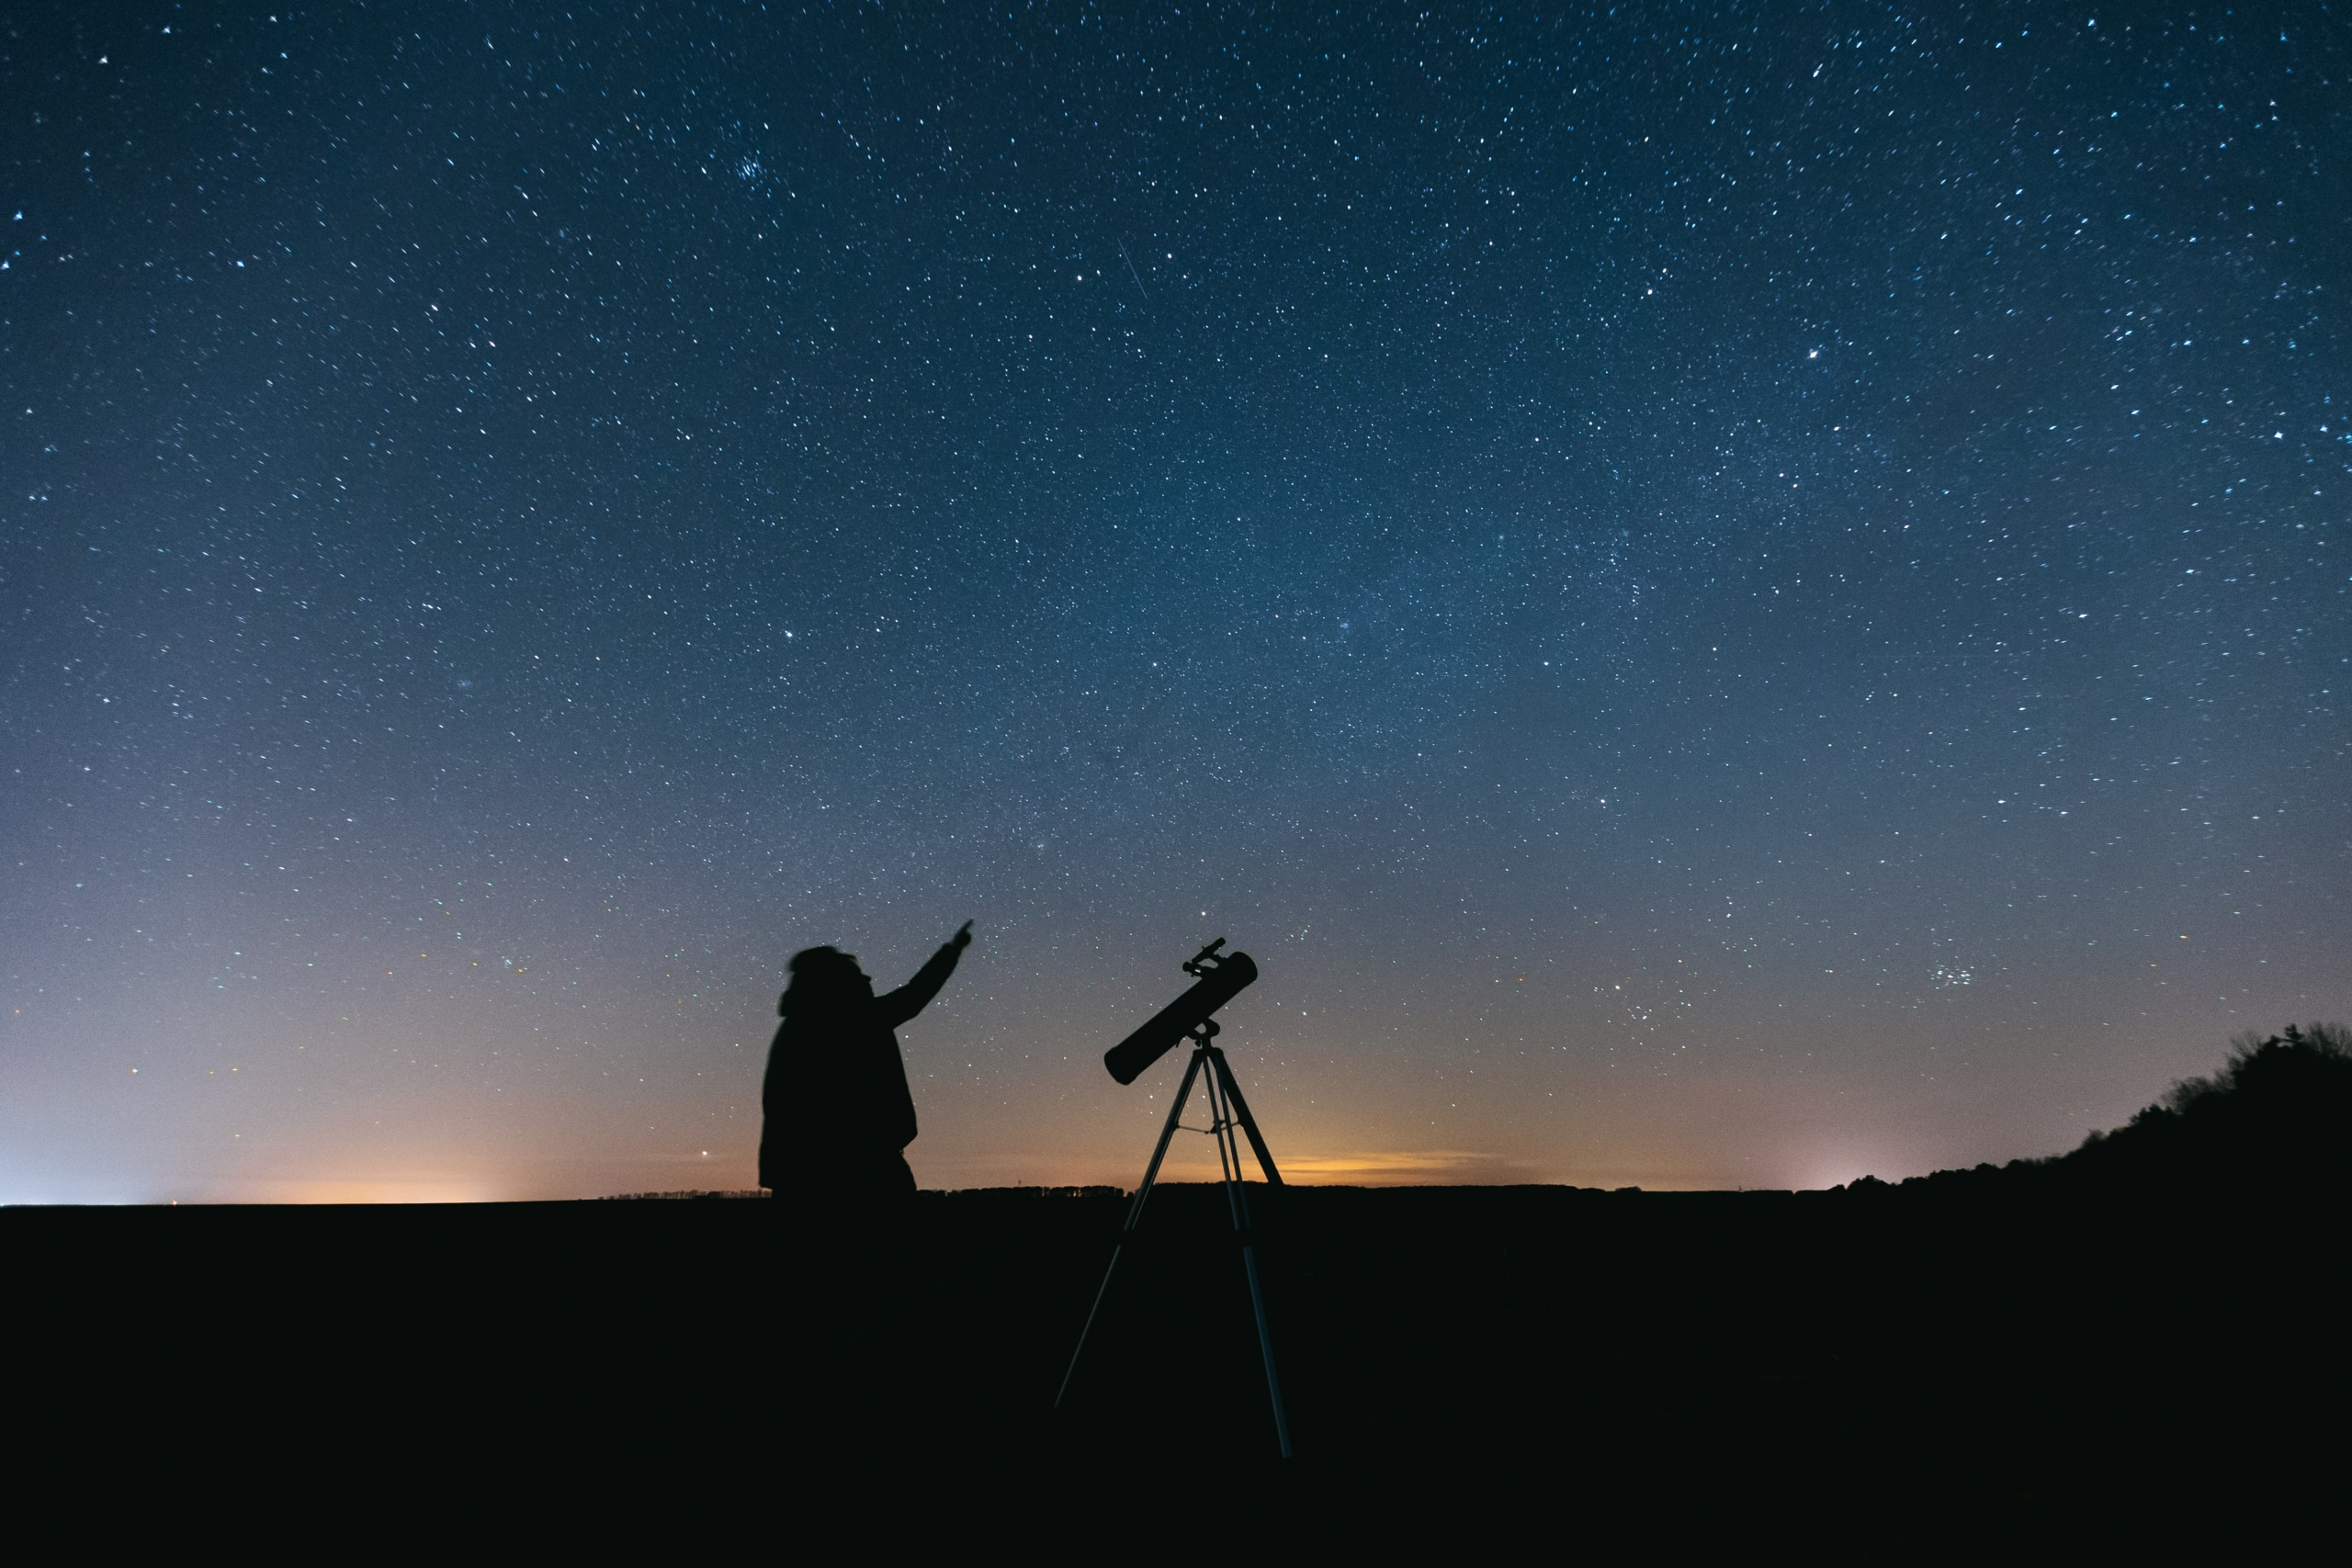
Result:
[1278, 1150, 1524, 1185]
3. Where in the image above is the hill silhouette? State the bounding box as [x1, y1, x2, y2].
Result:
[1838, 1021, 2352, 1200]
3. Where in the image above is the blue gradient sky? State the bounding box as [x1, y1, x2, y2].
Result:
[3, 3, 2344, 1201]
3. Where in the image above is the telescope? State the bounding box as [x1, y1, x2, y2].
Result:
[1058, 938, 1293, 1459]
[1102, 939, 1260, 1084]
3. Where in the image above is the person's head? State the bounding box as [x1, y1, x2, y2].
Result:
[780, 945, 871, 1015]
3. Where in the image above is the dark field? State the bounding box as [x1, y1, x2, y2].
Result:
[11, 1180, 2337, 1556]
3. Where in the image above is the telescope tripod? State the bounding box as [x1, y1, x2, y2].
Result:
[1055, 1019, 1294, 1459]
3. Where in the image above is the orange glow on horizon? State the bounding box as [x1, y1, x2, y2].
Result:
[1273, 1150, 1516, 1184]
[204, 1176, 510, 1205]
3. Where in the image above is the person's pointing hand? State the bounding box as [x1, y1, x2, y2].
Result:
[951, 920, 973, 951]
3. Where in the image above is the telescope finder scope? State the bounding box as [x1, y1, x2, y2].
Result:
[1102, 946, 1260, 1085]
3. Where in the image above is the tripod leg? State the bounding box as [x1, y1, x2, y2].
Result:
[1055, 1048, 1206, 1411]
[1202, 1046, 1247, 1231]
[1124, 1046, 1207, 1233]
[1203, 1049, 1295, 1459]
[1209, 1047, 1285, 1187]
[1241, 1242, 1294, 1459]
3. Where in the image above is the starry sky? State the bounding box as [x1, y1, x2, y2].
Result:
[3, 3, 2345, 1203]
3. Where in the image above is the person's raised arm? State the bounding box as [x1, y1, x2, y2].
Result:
[876, 920, 972, 1028]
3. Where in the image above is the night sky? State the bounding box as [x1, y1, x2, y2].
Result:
[4, 4, 2345, 1203]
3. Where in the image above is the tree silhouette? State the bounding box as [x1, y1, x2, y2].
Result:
[1841, 1021, 2352, 1199]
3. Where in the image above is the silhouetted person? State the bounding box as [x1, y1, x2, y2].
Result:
[761, 920, 971, 1213]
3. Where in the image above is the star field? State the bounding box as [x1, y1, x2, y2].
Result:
[2, 4, 2345, 1201]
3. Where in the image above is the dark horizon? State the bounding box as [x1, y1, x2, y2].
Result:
[3, 4, 2345, 1203]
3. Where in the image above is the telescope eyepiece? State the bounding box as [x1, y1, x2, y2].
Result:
[1182, 937, 1228, 977]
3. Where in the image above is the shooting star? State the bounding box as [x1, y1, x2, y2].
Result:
[1117, 238, 1149, 302]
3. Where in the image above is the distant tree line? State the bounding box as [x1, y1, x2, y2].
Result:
[1837, 1021, 2352, 1198]
[596, 1190, 768, 1201]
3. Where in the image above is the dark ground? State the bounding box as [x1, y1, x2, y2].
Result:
[9, 1179, 2340, 1557]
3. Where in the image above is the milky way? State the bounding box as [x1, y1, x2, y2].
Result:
[3, 5, 2344, 1201]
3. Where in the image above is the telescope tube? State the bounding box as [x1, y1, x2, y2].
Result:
[1102, 952, 1260, 1084]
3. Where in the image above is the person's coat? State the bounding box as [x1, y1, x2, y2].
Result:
[759, 941, 961, 1190]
